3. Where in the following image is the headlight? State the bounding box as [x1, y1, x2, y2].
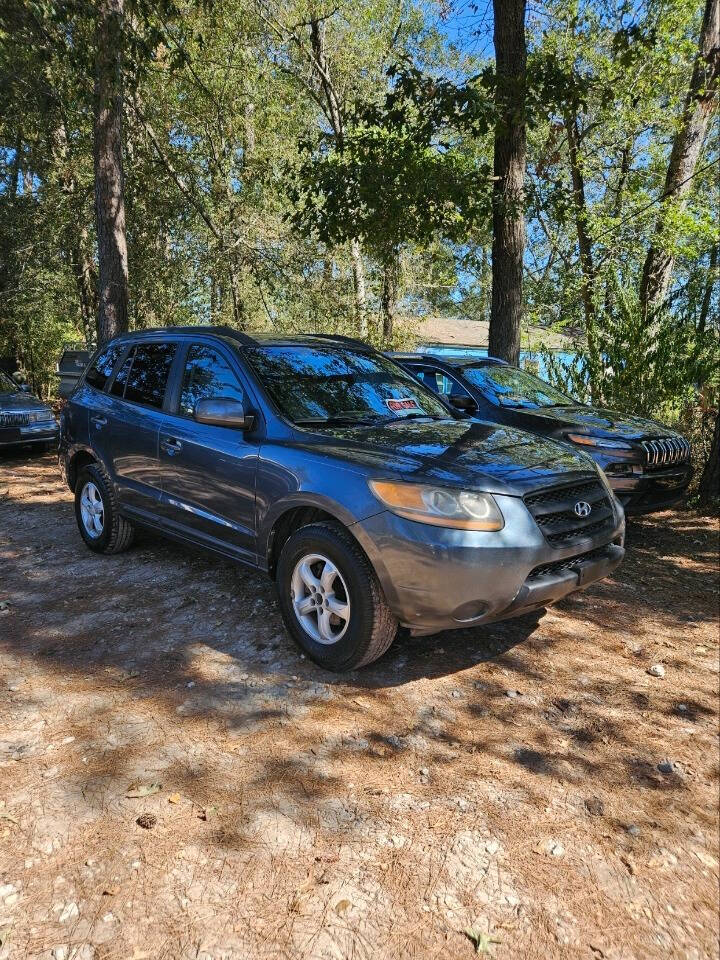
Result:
[369, 479, 504, 530]
[566, 433, 634, 451]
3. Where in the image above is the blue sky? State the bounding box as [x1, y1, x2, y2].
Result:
[432, 0, 496, 60]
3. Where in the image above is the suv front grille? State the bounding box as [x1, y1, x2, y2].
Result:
[524, 477, 614, 549]
[641, 436, 690, 469]
[0, 410, 48, 426]
[528, 545, 614, 581]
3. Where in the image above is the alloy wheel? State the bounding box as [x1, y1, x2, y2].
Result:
[290, 552, 351, 644]
[79, 481, 104, 538]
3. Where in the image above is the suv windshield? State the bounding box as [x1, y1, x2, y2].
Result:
[462, 364, 573, 409]
[0, 372, 19, 394]
[245, 345, 451, 425]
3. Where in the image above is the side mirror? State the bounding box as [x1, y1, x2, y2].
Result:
[194, 398, 254, 430]
[19, 384, 31, 393]
[449, 394, 477, 413]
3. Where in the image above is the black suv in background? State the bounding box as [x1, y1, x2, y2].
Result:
[60, 327, 625, 670]
[392, 353, 692, 514]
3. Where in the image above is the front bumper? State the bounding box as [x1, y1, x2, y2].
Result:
[591, 450, 692, 514]
[0, 421, 59, 448]
[353, 493, 625, 635]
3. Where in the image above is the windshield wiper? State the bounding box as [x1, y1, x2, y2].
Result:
[382, 413, 446, 425]
[294, 416, 378, 427]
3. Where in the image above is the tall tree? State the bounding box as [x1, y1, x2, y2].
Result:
[488, 0, 527, 365]
[639, 0, 720, 318]
[94, 0, 129, 344]
[307, 15, 368, 336]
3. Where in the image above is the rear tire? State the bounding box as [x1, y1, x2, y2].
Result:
[74, 463, 135, 554]
[276, 522, 397, 671]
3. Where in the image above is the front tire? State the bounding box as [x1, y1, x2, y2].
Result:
[74, 463, 135, 554]
[276, 522, 397, 671]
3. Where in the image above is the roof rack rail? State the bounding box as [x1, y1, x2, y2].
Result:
[112, 325, 258, 346]
[309, 333, 373, 350]
[207, 325, 258, 346]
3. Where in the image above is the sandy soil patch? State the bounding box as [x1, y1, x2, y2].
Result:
[0, 452, 717, 959]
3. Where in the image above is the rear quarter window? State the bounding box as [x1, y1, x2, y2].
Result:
[109, 343, 177, 409]
[85, 343, 124, 391]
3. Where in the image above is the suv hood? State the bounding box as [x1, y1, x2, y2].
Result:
[513, 405, 678, 441]
[294, 418, 598, 496]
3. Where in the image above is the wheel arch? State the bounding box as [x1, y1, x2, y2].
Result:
[265, 503, 348, 580]
[66, 447, 99, 492]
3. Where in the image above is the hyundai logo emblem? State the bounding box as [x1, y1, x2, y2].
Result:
[574, 500, 592, 518]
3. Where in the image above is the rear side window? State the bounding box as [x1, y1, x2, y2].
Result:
[85, 343, 124, 391]
[179, 344, 245, 417]
[413, 368, 441, 393]
[423, 367, 473, 400]
[110, 343, 177, 409]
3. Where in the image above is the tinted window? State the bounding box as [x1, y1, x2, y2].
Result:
[179, 345, 245, 417]
[244, 346, 450, 425]
[462, 365, 572, 409]
[110, 343, 176, 408]
[417, 367, 473, 400]
[412, 368, 441, 393]
[85, 343, 124, 391]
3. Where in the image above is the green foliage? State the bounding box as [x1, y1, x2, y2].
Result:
[0, 0, 716, 419]
[289, 119, 492, 261]
[540, 280, 719, 420]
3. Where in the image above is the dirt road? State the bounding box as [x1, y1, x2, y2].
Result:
[1, 452, 718, 960]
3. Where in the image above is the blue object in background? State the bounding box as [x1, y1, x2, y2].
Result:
[416, 344, 583, 383]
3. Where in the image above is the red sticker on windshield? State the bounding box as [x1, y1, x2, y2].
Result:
[386, 398, 420, 412]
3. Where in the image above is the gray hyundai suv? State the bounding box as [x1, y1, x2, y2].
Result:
[60, 327, 625, 670]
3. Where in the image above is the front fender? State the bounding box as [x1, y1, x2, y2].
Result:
[257, 490, 384, 568]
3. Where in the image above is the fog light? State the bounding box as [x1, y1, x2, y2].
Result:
[452, 600, 489, 623]
[605, 463, 642, 477]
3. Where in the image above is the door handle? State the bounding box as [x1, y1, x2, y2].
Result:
[160, 437, 183, 455]
[91, 416, 107, 427]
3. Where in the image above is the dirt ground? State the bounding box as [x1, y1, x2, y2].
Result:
[0, 451, 718, 960]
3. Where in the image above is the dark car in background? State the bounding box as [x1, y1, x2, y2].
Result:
[391, 352, 692, 514]
[0, 371, 58, 452]
[60, 327, 625, 670]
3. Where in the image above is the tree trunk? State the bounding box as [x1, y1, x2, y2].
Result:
[72, 226, 99, 347]
[244, 103, 255, 161]
[93, 0, 129, 345]
[604, 141, 631, 317]
[564, 109, 600, 383]
[381, 252, 400, 342]
[309, 19, 344, 142]
[50, 118, 98, 345]
[309, 17, 367, 337]
[698, 408, 720, 506]
[228, 260, 245, 329]
[489, 0, 527, 366]
[698, 243, 718, 333]
[350, 238, 367, 337]
[564, 112, 596, 325]
[210, 276, 221, 321]
[640, 0, 720, 317]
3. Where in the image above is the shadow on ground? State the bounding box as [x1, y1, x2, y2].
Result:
[1, 452, 718, 845]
